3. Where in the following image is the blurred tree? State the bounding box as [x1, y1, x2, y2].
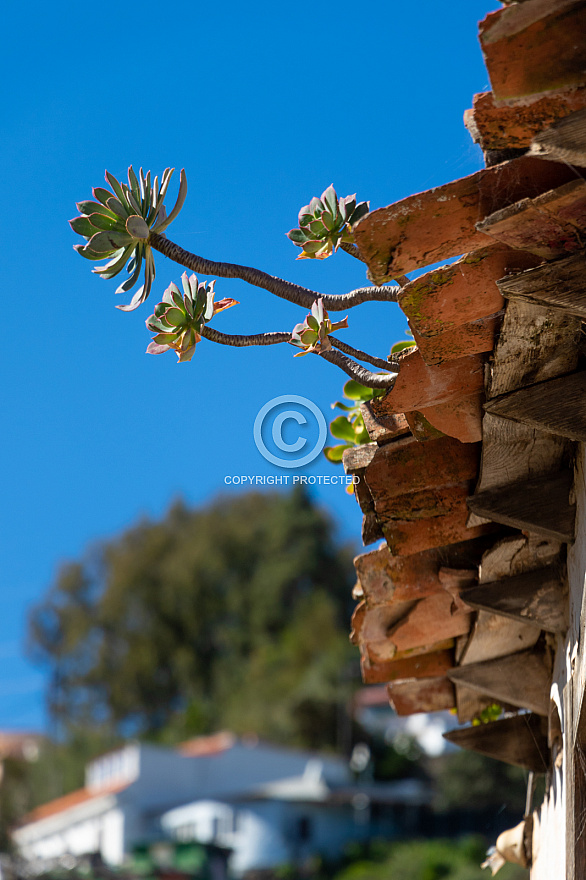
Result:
[28, 488, 356, 749]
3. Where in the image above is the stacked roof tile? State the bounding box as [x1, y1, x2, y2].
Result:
[346, 0, 586, 752]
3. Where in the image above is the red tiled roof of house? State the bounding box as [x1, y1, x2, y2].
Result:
[177, 731, 236, 757]
[19, 780, 129, 825]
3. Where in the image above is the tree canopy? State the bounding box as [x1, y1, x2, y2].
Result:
[29, 488, 357, 748]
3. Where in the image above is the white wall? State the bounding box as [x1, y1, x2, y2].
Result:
[531, 445, 586, 879]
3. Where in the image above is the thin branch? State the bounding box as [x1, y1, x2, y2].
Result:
[340, 241, 367, 263]
[319, 349, 397, 389]
[200, 326, 290, 347]
[200, 327, 397, 390]
[149, 233, 401, 310]
[329, 337, 395, 372]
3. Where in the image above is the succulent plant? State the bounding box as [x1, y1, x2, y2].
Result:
[324, 380, 384, 464]
[287, 185, 369, 260]
[290, 299, 348, 356]
[70, 166, 187, 311]
[146, 273, 238, 362]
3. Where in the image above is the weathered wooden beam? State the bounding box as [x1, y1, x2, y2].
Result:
[497, 250, 586, 319]
[443, 714, 549, 772]
[467, 470, 575, 543]
[447, 648, 552, 716]
[529, 107, 586, 167]
[484, 371, 586, 441]
[461, 565, 568, 634]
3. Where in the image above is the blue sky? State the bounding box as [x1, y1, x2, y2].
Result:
[1, 0, 499, 731]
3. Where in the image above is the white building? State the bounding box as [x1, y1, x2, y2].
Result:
[13, 733, 428, 876]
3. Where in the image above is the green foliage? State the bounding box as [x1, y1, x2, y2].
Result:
[472, 703, 503, 726]
[291, 299, 349, 357]
[287, 185, 369, 260]
[324, 380, 384, 464]
[390, 338, 417, 354]
[28, 488, 356, 747]
[332, 837, 527, 880]
[70, 166, 187, 311]
[146, 273, 238, 362]
[0, 729, 121, 850]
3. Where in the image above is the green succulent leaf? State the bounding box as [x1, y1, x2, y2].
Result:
[77, 200, 115, 218]
[323, 445, 352, 463]
[343, 380, 375, 401]
[93, 187, 115, 206]
[330, 416, 359, 443]
[69, 216, 95, 237]
[87, 212, 118, 231]
[391, 340, 417, 354]
[74, 166, 189, 309]
[126, 215, 150, 240]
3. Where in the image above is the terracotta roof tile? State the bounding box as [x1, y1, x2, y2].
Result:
[20, 780, 128, 825]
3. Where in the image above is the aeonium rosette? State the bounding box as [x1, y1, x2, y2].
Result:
[70, 166, 187, 311]
[290, 299, 348, 356]
[146, 273, 238, 362]
[287, 185, 369, 260]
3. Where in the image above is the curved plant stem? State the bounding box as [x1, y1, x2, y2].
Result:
[200, 326, 290, 347]
[329, 337, 395, 372]
[200, 327, 395, 388]
[149, 233, 400, 311]
[340, 241, 367, 263]
[319, 349, 397, 389]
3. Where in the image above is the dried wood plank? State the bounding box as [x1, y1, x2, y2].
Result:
[468, 470, 576, 542]
[467, 415, 571, 528]
[454, 685, 497, 725]
[443, 714, 549, 772]
[461, 565, 568, 633]
[447, 648, 552, 715]
[458, 610, 541, 666]
[467, 298, 578, 527]
[486, 299, 581, 398]
[485, 371, 586, 441]
[529, 108, 586, 167]
[480, 533, 562, 580]
[453, 534, 559, 721]
[498, 249, 586, 318]
[353, 157, 576, 284]
[387, 676, 456, 716]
